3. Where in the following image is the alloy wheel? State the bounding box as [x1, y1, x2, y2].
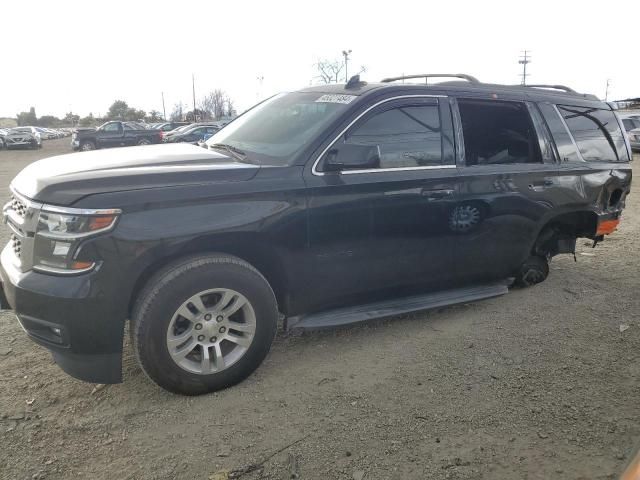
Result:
[166, 288, 256, 375]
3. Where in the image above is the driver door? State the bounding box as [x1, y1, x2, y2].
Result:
[98, 122, 124, 148]
[300, 96, 460, 313]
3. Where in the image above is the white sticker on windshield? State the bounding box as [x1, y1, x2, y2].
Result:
[315, 94, 357, 104]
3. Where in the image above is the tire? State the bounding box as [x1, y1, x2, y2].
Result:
[132, 254, 278, 395]
[137, 138, 151, 146]
[514, 255, 549, 287]
[80, 141, 95, 151]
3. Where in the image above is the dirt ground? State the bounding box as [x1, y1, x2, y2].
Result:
[0, 138, 638, 480]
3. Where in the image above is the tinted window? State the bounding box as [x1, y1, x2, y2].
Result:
[103, 123, 121, 132]
[343, 104, 443, 168]
[558, 105, 627, 162]
[458, 99, 542, 165]
[622, 118, 640, 131]
[537, 103, 581, 163]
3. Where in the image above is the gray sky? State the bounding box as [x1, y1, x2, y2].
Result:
[1, 0, 636, 119]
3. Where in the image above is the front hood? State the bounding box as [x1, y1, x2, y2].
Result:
[12, 143, 259, 205]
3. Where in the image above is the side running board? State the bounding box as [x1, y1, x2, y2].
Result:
[287, 283, 509, 330]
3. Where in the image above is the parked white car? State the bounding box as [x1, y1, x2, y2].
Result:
[5, 126, 42, 149]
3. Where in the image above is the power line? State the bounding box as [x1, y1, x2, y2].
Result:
[518, 50, 531, 86]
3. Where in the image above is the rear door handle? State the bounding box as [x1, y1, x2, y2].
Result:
[421, 188, 455, 199]
[528, 179, 554, 191]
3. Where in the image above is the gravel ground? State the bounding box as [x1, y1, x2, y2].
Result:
[0, 139, 638, 480]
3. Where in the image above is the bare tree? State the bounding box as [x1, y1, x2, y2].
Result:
[201, 90, 234, 119]
[169, 102, 185, 121]
[315, 59, 344, 84]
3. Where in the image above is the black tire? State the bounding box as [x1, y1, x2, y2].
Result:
[137, 138, 151, 146]
[131, 254, 278, 395]
[514, 255, 549, 287]
[80, 140, 95, 151]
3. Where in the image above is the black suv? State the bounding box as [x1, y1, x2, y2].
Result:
[0, 74, 632, 395]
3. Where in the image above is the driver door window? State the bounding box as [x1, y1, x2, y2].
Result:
[325, 103, 445, 171]
[103, 123, 122, 133]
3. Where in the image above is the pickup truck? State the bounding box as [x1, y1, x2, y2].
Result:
[1, 74, 632, 395]
[71, 121, 162, 151]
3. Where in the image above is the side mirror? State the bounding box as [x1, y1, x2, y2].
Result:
[324, 144, 381, 172]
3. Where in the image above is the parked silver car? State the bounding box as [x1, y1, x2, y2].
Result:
[5, 127, 42, 149]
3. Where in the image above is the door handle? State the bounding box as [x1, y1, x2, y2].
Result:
[421, 188, 454, 199]
[528, 179, 554, 191]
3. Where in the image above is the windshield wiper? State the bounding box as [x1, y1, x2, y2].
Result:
[209, 143, 250, 162]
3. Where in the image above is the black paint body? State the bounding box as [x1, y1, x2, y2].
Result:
[1, 82, 632, 383]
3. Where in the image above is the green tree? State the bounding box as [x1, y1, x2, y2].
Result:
[79, 113, 96, 127]
[38, 115, 61, 127]
[146, 110, 163, 122]
[107, 100, 129, 120]
[64, 112, 80, 126]
[16, 107, 37, 126]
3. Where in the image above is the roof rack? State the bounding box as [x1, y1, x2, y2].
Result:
[519, 84, 577, 93]
[381, 73, 480, 84]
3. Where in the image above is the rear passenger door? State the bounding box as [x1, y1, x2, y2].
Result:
[452, 97, 561, 283]
[301, 96, 459, 312]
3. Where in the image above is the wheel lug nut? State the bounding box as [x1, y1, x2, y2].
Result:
[195, 324, 203, 330]
[219, 326, 226, 333]
[204, 314, 212, 321]
[210, 336, 217, 343]
[216, 315, 224, 322]
[197, 335, 205, 341]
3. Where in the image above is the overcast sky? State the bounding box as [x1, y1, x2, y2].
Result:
[1, 0, 636, 119]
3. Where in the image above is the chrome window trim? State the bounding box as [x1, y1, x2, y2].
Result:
[311, 94, 448, 176]
[341, 165, 457, 175]
[552, 104, 586, 162]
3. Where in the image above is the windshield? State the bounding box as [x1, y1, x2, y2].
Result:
[205, 92, 354, 166]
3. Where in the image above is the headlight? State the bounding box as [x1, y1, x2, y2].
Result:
[33, 209, 119, 273]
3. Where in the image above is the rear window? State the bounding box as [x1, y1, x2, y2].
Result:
[557, 105, 628, 162]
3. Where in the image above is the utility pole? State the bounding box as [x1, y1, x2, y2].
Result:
[161, 92, 166, 121]
[519, 50, 531, 86]
[342, 49, 352, 82]
[192, 74, 197, 121]
[605, 78, 611, 101]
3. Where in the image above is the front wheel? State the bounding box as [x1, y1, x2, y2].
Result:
[137, 138, 151, 146]
[132, 254, 278, 395]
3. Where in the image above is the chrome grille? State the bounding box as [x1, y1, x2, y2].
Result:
[10, 233, 21, 258]
[9, 194, 27, 218]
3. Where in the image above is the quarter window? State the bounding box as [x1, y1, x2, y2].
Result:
[341, 104, 444, 169]
[557, 106, 627, 162]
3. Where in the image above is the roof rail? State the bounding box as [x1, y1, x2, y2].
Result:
[381, 73, 480, 84]
[519, 84, 577, 93]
